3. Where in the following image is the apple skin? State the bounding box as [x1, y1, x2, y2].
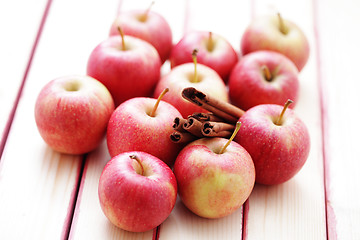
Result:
[234, 104, 310, 185]
[98, 151, 177, 232]
[107, 97, 183, 166]
[241, 15, 310, 71]
[109, 10, 172, 63]
[34, 75, 115, 154]
[228, 50, 299, 111]
[153, 63, 229, 117]
[87, 35, 161, 106]
[173, 137, 255, 218]
[169, 31, 238, 81]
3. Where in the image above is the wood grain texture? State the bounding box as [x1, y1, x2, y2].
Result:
[244, 0, 327, 239]
[0, 0, 48, 150]
[0, 0, 117, 238]
[315, 0, 360, 239]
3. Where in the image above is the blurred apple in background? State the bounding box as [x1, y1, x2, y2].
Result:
[228, 50, 299, 110]
[107, 88, 183, 166]
[87, 29, 161, 106]
[154, 49, 228, 117]
[174, 123, 255, 218]
[34, 75, 114, 154]
[170, 31, 238, 81]
[235, 100, 310, 185]
[241, 13, 310, 71]
[98, 151, 177, 232]
[109, 2, 172, 63]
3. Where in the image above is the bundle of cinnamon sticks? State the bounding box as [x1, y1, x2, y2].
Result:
[170, 87, 245, 144]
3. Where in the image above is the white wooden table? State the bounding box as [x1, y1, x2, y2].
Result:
[0, 0, 359, 239]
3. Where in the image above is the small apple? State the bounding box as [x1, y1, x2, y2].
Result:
[153, 49, 229, 118]
[173, 122, 255, 218]
[98, 151, 177, 232]
[109, 3, 172, 63]
[235, 100, 310, 185]
[170, 31, 238, 81]
[241, 13, 310, 71]
[34, 75, 114, 154]
[107, 88, 183, 166]
[228, 50, 299, 110]
[87, 28, 161, 106]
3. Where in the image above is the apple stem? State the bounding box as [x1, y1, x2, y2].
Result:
[207, 32, 214, 52]
[150, 88, 169, 117]
[219, 122, 242, 154]
[261, 65, 272, 81]
[276, 99, 293, 125]
[192, 49, 199, 83]
[277, 13, 288, 35]
[140, 1, 155, 21]
[130, 155, 145, 176]
[117, 26, 126, 50]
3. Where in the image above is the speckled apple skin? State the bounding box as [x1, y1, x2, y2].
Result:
[170, 31, 238, 81]
[235, 104, 310, 185]
[107, 97, 183, 167]
[153, 63, 229, 118]
[174, 138, 255, 219]
[98, 151, 177, 232]
[228, 50, 299, 110]
[34, 75, 115, 154]
[87, 35, 161, 106]
[241, 15, 310, 71]
[109, 10, 172, 63]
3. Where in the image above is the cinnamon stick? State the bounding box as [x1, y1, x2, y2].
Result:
[202, 121, 235, 137]
[182, 87, 245, 123]
[190, 112, 224, 122]
[182, 116, 204, 137]
[172, 117, 187, 132]
[170, 131, 196, 143]
[202, 130, 233, 138]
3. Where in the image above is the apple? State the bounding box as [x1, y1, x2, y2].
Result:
[173, 122, 255, 218]
[34, 75, 114, 154]
[241, 13, 310, 71]
[170, 31, 238, 81]
[109, 3, 172, 63]
[153, 50, 229, 118]
[234, 100, 310, 185]
[98, 151, 177, 232]
[107, 88, 183, 166]
[87, 28, 161, 106]
[228, 50, 299, 111]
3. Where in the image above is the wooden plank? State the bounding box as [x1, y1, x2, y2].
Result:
[315, 0, 360, 239]
[243, 0, 327, 239]
[158, 1, 251, 239]
[0, 0, 119, 238]
[68, 0, 186, 239]
[0, 0, 48, 151]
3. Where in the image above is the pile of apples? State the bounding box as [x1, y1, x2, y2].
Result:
[34, 5, 310, 233]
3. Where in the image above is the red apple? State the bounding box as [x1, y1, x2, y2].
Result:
[153, 50, 229, 117]
[87, 30, 161, 106]
[98, 151, 177, 232]
[241, 14, 310, 71]
[170, 31, 238, 81]
[109, 4, 172, 63]
[107, 89, 182, 166]
[173, 123, 255, 218]
[34, 75, 114, 154]
[235, 100, 310, 185]
[228, 50, 299, 110]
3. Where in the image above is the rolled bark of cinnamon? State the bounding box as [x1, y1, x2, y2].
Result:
[172, 117, 187, 132]
[190, 112, 224, 122]
[202, 121, 235, 136]
[182, 87, 245, 123]
[182, 117, 204, 137]
[170, 131, 196, 143]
